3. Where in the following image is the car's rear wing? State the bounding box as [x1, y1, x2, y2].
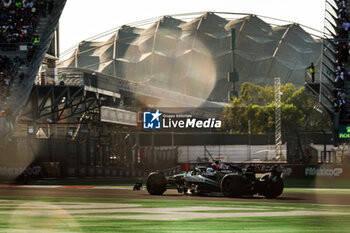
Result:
[245, 164, 283, 173]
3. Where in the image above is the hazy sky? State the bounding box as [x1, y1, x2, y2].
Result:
[59, 0, 325, 57]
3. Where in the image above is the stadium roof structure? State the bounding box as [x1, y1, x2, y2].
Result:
[58, 12, 323, 103]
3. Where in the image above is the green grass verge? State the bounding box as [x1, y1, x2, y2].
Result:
[0, 196, 350, 232]
[0, 211, 349, 233]
[1, 196, 350, 210]
[74, 215, 350, 233]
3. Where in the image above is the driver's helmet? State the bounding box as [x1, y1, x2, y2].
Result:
[206, 167, 214, 173]
[211, 161, 220, 170]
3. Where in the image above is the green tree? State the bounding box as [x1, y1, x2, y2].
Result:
[222, 82, 331, 134]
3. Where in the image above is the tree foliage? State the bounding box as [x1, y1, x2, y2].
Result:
[222, 82, 331, 134]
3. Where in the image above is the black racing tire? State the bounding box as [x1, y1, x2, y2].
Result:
[146, 172, 167, 195]
[263, 175, 284, 199]
[221, 174, 246, 197]
[196, 190, 208, 196]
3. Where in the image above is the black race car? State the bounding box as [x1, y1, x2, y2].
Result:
[146, 163, 284, 198]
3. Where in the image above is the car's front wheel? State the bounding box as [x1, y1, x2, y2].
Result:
[146, 172, 166, 195]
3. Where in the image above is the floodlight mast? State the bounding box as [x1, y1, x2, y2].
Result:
[274, 77, 282, 160]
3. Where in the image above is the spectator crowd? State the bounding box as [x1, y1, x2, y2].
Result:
[0, 0, 55, 115]
[333, 0, 350, 112]
[0, 54, 23, 112]
[0, 0, 54, 44]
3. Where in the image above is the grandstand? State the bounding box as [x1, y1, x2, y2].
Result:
[0, 0, 67, 145]
[317, 0, 350, 146]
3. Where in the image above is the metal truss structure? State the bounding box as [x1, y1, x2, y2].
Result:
[22, 85, 119, 123]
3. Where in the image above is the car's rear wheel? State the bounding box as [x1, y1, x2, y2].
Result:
[221, 174, 245, 197]
[146, 172, 166, 195]
[262, 175, 284, 198]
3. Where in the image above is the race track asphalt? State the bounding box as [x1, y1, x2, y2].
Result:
[0, 186, 350, 205]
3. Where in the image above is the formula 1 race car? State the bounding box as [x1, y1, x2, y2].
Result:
[146, 162, 284, 198]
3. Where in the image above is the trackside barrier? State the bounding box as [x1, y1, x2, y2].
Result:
[65, 165, 182, 178]
[160, 165, 182, 176]
[7, 163, 348, 180]
[181, 163, 350, 179]
[283, 164, 350, 179]
[0, 162, 60, 180]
